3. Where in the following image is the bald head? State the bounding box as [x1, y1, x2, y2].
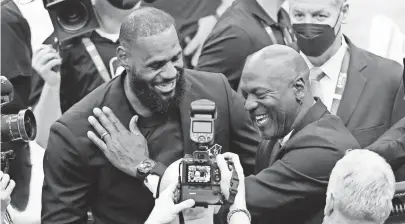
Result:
[119, 7, 175, 49]
[242, 45, 309, 88]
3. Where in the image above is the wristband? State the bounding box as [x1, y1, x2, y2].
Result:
[227, 208, 251, 223]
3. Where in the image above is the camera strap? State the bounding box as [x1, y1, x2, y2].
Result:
[82, 37, 112, 83]
[227, 165, 239, 204]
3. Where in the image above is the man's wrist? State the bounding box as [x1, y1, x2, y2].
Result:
[144, 174, 160, 198]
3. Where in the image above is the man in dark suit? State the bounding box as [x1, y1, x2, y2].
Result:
[41, 7, 259, 224]
[195, 0, 293, 90]
[221, 44, 360, 224]
[289, 0, 405, 150]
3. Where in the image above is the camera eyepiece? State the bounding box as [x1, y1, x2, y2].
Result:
[1, 109, 37, 143]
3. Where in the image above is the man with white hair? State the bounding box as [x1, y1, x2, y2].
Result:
[324, 149, 395, 224]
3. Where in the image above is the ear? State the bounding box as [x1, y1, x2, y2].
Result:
[324, 192, 335, 216]
[293, 78, 306, 104]
[117, 46, 130, 69]
[341, 1, 350, 24]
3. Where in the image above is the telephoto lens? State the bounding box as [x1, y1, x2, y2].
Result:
[1, 109, 37, 143]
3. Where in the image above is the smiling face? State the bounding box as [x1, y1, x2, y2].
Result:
[118, 25, 185, 113]
[240, 63, 301, 140]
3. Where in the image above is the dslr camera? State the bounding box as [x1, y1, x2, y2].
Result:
[43, 0, 99, 46]
[1, 76, 37, 172]
[179, 99, 225, 207]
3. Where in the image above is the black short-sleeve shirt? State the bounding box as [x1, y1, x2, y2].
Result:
[29, 31, 119, 113]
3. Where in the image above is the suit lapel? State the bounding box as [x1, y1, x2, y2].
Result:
[179, 79, 201, 155]
[336, 37, 368, 126]
[266, 100, 329, 166]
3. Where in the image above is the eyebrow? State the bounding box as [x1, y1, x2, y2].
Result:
[145, 50, 182, 67]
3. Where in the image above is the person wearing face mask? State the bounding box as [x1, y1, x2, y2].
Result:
[289, 0, 405, 178]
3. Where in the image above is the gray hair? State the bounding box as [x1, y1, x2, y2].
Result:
[288, 0, 346, 8]
[119, 7, 175, 49]
[326, 149, 395, 223]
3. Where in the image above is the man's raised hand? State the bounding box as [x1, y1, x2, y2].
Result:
[87, 106, 149, 177]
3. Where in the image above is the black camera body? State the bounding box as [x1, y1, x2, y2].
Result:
[43, 0, 99, 45]
[1, 76, 37, 172]
[179, 99, 225, 207]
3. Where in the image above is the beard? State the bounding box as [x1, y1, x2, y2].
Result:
[129, 67, 186, 114]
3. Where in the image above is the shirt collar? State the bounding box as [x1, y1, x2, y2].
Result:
[242, 0, 289, 27]
[279, 100, 316, 146]
[95, 29, 119, 43]
[301, 36, 348, 81]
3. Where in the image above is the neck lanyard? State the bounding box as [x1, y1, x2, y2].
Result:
[330, 48, 350, 115]
[260, 20, 295, 46]
[82, 37, 112, 83]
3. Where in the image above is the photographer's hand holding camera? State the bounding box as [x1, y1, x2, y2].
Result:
[145, 181, 195, 224]
[1, 171, 15, 224]
[31, 44, 62, 148]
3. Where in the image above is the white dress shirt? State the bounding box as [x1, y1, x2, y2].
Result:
[301, 37, 348, 112]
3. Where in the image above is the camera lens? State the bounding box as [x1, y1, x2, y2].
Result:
[56, 1, 89, 33]
[1, 109, 37, 143]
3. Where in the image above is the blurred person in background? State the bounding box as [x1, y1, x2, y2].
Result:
[143, 0, 234, 68]
[288, 0, 405, 171]
[1, 1, 37, 223]
[196, 0, 293, 90]
[323, 149, 395, 224]
[29, 0, 143, 149]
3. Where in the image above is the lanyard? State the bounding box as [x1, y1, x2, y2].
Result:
[330, 48, 350, 115]
[82, 37, 112, 82]
[260, 20, 295, 46]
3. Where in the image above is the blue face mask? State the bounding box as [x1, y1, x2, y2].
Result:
[292, 12, 342, 57]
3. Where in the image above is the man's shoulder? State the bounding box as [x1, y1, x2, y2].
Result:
[351, 43, 403, 82]
[185, 69, 226, 84]
[290, 114, 360, 152]
[56, 80, 113, 135]
[210, 3, 255, 38]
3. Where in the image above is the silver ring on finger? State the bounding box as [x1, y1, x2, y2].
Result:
[101, 132, 110, 141]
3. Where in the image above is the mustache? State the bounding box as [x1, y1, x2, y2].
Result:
[152, 67, 184, 85]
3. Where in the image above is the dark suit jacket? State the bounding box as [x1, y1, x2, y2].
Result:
[245, 100, 360, 224]
[196, 0, 291, 90]
[41, 70, 260, 224]
[339, 37, 405, 148]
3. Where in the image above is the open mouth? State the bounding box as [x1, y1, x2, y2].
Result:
[254, 114, 269, 126]
[154, 79, 176, 93]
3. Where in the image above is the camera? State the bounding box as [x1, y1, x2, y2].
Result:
[43, 0, 99, 45]
[179, 99, 225, 207]
[1, 76, 37, 172]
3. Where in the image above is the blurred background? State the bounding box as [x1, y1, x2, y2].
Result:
[16, 0, 405, 62]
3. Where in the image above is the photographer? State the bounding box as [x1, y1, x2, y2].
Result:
[1, 1, 36, 223]
[29, 0, 142, 148]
